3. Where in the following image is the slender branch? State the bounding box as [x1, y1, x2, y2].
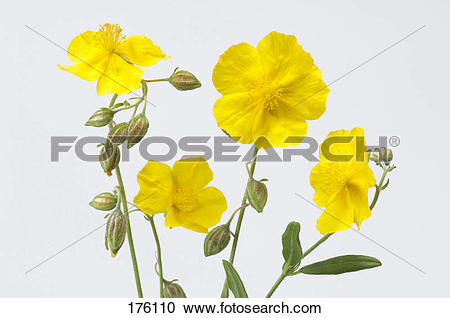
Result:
[220, 146, 259, 298]
[115, 165, 143, 297]
[109, 93, 118, 107]
[370, 168, 389, 210]
[265, 272, 287, 298]
[148, 215, 164, 297]
[143, 78, 170, 83]
[265, 166, 392, 297]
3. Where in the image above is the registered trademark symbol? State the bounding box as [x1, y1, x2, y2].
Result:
[389, 136, 400, 147]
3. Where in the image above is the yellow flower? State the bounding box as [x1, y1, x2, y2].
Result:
[212, 31, 329, 149]
[310, 128, 376, 235]
[58, 23, 169, 96]
[133, 158, 227, 233]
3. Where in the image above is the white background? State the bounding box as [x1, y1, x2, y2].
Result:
[1, 0, 449, 297]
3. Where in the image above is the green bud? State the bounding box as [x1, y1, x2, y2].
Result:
[99, 144, 120, 176]
[127, 113, 149, 149]
[370, 147, 393, 165]
[204, 224, 231, 257]
[105, 209, 127, 257]
[169, 70, 202, 91]
[85, 108, 114, 127]
[89, 192, 117, 211]
[246, 179, 268, 213]
[108, 122, 128, 145]
[163, 281, 187, 298]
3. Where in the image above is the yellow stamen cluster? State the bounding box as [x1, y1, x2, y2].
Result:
[173, 188, 199, 212]
[97, 23, 125, 52]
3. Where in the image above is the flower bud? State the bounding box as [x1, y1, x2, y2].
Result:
[127, 113, 149, 149]
[370, 147, 393, 164]
[203, 224, 231, 257]
[85, 108, 114, 127]
[246, 179, 268, 213]
[108, 122, 128, 145]
[163, 282, 187, 298]
[169, 70, 202, 91]
[89, 192, 117, 211]
[105, 209, 127, 257]
[99, 144, 120, 176]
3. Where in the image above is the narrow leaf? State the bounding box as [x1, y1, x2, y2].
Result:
[299, 255, 382, 275]
[222, 260, 248, 298]
[282, 222, 302, 272]
[381, 179, 390, 190]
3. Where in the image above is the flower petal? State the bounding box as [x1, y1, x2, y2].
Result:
[316, 189, 354, 235]
[253, 105, 308, 148]
[65, 31, 105, 63]
[171, 157, 213, 191]
[134, 161, 173, 214]
[183, 187, 227, 230]
[213, 93, 264, 145]
[117, 35, 169, 67]
[256, 31, 329, 120]
[319, 128, 367, 163]
[58, 54, 107, 81]
[280, 67, 329, 120]
[349, 165, 376, 188]
[212, 43, 263, 95]
[256, 31, 312, 82]
[310, 162, 346, 207]
[165, 207, 209, 233]
[96, 54, 144, 95]
[348, 183, 371, 228]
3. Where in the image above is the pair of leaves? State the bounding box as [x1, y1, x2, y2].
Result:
[281, 221, 381, 276]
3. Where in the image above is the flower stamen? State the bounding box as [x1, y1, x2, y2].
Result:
[173, 188, 199, 212]
[97, 23, 125, 52]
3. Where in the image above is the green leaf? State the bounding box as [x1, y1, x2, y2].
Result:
[222, 260, 248, 298]
[299, 255, 382, 275]
[281, 221, 302, 273]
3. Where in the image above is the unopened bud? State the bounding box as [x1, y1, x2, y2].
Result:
[169, 70, 201, 91]
[204, 224, 231, 257]
[99, 144, 120, 176]
[246, 179, 268, 213]
[89, 192, 117, 211]
[105, 209, 127, 257]
[370, 147, 393, 164]
[163, 281, 187, 298]
[108, 122, 128, 145]
[85, 108, 114, 127]
[127, 114, 149, 149]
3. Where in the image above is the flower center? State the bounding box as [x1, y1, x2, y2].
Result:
[264, 85, 284, 111]
[173, 188, 199, 212]
[249, 82, 284, 111]
[96, 23, 125, 52]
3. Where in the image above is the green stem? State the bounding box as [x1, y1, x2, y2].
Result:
[266, 168, 391, 297]
[220, 147, 259, 298]
[115, 165, 143, 297]
[265, 272, 287, 298]
[301, 233, 333, 260]
[109, 93, 118, 107]
[370, 167, 388, 210]
[143, 78, 170, 83]
[148, 215, 164, 298]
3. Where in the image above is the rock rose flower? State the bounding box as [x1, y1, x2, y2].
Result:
[58, 23, 169, 95]
[212, 31, 329, 149]
[134, 158, 227, 233]
[310, 128, 376, 234]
